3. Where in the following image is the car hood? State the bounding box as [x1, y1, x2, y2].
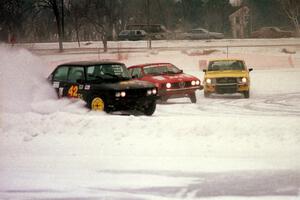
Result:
[93, 80, 155, 90]
[143, 73, 198, 84]
[205, 70, 249, 78]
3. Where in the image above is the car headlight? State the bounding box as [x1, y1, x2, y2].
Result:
[166, 83, 171, 88]
[152, 88, 157, 94]
[116, 91, 126, 97]
[121, 91, 126, 97]
[195, 80, 200, 85]
[191, 80, 196, 86]
[147, 88, 157, 95]
[242, 77, 247, 83]
[206, 78, 212, 84]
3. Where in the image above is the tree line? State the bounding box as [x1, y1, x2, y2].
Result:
[0, 0, 298, 51]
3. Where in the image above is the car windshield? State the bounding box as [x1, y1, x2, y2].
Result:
[144, 64, 182, 75]
[119, 30, 129, 35]
[87, 64, 131, 81]
[208, 60, 245, 71]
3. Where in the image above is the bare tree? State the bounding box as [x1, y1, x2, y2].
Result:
[37, 0, 64, 51]
[279, 0, 300, 36]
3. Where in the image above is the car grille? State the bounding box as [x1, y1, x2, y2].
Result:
[216, 85, 237, 94]
[125, 89, 148, 98]
[216, 77, 237, 84]
[172, 81, 191, 88]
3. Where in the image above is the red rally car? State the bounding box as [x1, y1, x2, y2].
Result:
[128, 63, 203, 103]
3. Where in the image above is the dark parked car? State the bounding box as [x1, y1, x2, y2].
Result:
[118, 30, 147, 41]
[126, 24, 171, 40]
[183, 28, 224, 40]
[251, 27, 294, 38]
[48, 61, 158, 115]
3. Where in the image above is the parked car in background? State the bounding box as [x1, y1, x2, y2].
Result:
[126, 24, 171, 40]
[48, 61, 158, 115]
[203, 59, 253, 98]
[118, 29, 147, 41]
[251, 27, 294, 38]
[128, 63, 203, 103]
[183, 28, 224, 40]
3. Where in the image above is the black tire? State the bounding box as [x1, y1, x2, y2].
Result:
[189, 92, 197, 103]
[204, 91, 210, 98]
[160, 96, 168, 103]
[244, 91, 250, 98]
[143, 101, 156, 116]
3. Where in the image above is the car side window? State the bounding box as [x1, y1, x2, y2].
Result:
[68, 66, 85, 83]
[131, 68, 142, 78]
[53, 66, 69, 81]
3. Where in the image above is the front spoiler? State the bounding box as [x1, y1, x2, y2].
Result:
[106, 95, 158, 111]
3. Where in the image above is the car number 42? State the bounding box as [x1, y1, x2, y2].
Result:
[68, 85, 79, 98]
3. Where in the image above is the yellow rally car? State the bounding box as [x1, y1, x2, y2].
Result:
[203, 59, 253, 98]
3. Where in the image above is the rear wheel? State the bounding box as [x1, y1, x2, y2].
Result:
[189, 92, 197, 103]
[244, 91, 250, 98]
[143, 101, 156, 116]
[90, 96, 106, 111]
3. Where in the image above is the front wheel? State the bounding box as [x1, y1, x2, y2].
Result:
[189, 92, 197, 103]
[89, 96, 106, 111]
[204, 91, 210, 98]
[143, 101, 156, 116]
[244, 91, 250, 98]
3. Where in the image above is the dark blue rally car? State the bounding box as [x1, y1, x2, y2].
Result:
[48, 61, 158, 115]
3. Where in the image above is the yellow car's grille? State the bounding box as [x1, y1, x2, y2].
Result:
[216, 77, 237, 84]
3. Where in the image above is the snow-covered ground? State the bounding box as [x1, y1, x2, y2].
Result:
[1, 39, 300, 200]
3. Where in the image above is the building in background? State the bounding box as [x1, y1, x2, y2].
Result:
[229, 6, 250, 38]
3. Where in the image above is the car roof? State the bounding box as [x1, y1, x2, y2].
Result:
[208, 58, 244, 62]
[128, 63, 173, 68]
[58, 60, 125, 67]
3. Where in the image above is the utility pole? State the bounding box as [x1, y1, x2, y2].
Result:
[61, 0, 64, 41]
[147, 0, 152, 49]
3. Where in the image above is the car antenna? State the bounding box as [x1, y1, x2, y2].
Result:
[226, 45, 229, 58]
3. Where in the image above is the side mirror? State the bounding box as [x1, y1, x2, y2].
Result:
[203, 69, 207, 73]
[248, 68, 253, 72]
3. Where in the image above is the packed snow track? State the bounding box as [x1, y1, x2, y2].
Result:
[0, 43, 300, 200]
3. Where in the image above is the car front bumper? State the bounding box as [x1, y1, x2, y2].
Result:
[106, 95, 158, 111]
[204, 83, 249, 94]
[158, 85, 203, 99]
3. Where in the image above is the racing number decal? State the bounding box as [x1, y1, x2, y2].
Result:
[68, 85, 79, 97]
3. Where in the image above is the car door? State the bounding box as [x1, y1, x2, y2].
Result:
[198, 29, 209, 39]
[65, 66, 85, 99]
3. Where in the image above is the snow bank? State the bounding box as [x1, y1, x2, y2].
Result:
[0, 45, 57, 113]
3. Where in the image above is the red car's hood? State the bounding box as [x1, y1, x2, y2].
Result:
[142, 73, 198, 84]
